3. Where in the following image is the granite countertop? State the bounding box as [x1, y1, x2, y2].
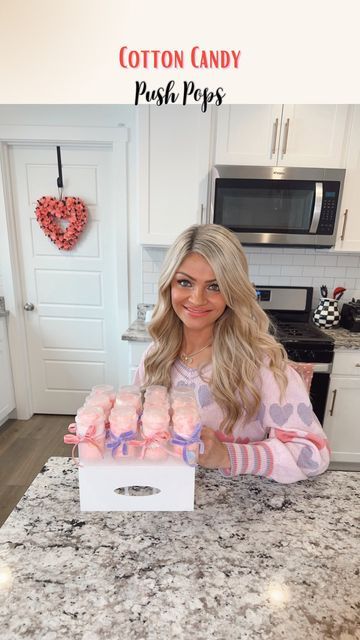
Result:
[319, 326, 360, 349]
[122, 318, 360, 350]
[122, 318, 151, 342]
[0, 457, 359, 639]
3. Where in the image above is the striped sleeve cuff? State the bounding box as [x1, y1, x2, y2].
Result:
[219, 442, 274, 478]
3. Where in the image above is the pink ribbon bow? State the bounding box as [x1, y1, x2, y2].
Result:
[139, 430, 171, 459]
[64, 423, 104, 466]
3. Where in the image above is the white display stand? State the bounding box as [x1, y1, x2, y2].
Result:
[78, 453, 195, 512]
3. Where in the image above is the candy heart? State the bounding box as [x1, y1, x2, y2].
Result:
[269, 403, 293, 426]
[297, 445, 319, 471]
[35, 195, 88, 251]
[297, 403, 314, 427]
[198, 384, 213, 408]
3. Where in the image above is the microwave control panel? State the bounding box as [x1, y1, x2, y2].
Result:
[316, 182, 340, 234]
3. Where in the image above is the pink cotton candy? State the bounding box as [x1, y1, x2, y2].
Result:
[172, 406, 200, 436]
[84, 393, 112, 420]
[141, 406, 170, 461]
[145, 385, 168, 402]
[90, 384, 116, 404]
[76, 406, 105, 436]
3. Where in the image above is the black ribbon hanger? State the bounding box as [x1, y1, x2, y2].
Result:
[56, 146, 63, 198]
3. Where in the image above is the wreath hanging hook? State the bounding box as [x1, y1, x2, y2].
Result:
[56, 145, 63, 199]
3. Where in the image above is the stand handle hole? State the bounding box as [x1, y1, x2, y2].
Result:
[114, 486, 161, 497]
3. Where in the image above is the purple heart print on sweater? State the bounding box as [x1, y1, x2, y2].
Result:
[198, 384, 213, 408]
[175, 381, 195, 389]
[269, 403, 293, 426]
[297, 403, 313, 427]
[297, 445, 319, 470]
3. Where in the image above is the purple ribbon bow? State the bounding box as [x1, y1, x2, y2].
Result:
[170, 423, 204, 467]
[106, 429, 137, 456]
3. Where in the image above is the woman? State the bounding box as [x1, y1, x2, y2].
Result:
[134, 224, 330, 483]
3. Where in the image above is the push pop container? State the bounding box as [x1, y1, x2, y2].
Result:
[75, 407, 106, 461]
[108, 406, 139, 459]
[90, 384, 116, 403]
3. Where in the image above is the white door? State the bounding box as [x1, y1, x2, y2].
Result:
[9, 141, 128, 414]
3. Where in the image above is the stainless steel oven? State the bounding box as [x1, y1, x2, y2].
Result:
[256, 285, 334, 423]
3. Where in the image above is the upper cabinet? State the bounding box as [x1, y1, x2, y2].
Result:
[335, 106, 360, 251]
[215, 105, 350, 168]
[138, 106, 212, 246]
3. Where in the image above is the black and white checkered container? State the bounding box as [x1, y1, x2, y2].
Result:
[313, 298, 340, 328]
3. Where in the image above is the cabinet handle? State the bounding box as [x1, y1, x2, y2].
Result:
[271, 118, 279, 157]
[329, 389, 337, 416]
[200, 204, 204, 224]
[282, 118, 290, 156]
[340, 209, 348, 241]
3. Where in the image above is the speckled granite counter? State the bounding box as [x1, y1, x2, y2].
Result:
[319, 326, 360, 349]
[122, 319, 360, 350]
[122, 318, 151, 342]
[0, 457, 359, 640]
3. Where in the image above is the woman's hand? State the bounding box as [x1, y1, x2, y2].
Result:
[198, 426, 230, 469]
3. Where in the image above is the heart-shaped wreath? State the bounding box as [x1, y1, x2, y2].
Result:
[35, 196, 88, 250]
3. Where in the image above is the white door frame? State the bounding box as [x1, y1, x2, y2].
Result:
[0, 125, 129, 419]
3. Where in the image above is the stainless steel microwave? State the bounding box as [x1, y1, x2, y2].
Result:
[209, 165, 346, 247]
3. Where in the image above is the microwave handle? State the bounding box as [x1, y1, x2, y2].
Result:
[309, 182, 323, 233]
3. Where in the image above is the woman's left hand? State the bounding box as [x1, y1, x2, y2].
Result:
[198, 426, 230, 469]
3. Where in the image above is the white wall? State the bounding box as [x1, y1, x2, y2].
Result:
[142, 245, 360, 309]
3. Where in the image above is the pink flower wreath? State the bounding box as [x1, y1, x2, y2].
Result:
[35, 196, 88, 251]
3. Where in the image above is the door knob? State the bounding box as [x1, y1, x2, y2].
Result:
[24, 302, 35, 311]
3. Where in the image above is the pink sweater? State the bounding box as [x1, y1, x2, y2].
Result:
[134, 345, 330, 484]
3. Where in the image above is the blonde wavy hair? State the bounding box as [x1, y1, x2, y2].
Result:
[144, 224, 289, 434]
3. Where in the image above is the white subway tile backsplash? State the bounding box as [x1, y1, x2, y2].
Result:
[338, 255, 359, 267]
[290, 277, 312, 286]
[346, 267, 360, 278]
[143, 271, 160, 284]
[302, 265, 324, 277]
[143, 283, 154, 294]
[269, 276, 291, 285]
[293, 254, 315, 266]
[141, 246, 360, 308]
[281, 266, 299, 276]
[325, 267, 347, 278]
[258, 265, 282, 276]
[314, 255, 338, 266]
[271, 254, 292, 265]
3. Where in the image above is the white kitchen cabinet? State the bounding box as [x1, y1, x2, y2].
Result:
[0, 316, 16, 423]
[215, 105, 350, 168]
[138, 106, 212, 246]
[128, 341, 149, 384]
[335, 105, 360, 251]
[323, 349, 360, 463]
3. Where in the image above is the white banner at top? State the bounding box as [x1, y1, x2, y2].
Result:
[0, 0, 359, 104]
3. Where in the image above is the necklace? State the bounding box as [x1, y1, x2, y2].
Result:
[180, 343, 212, 365]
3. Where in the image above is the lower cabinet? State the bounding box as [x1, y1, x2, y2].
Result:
[323, 350, 360, 463]
[0, 317, 16, 423]
[128, 341, 149, 384]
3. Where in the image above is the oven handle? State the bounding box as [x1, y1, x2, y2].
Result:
[312, 362, 332, 374]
